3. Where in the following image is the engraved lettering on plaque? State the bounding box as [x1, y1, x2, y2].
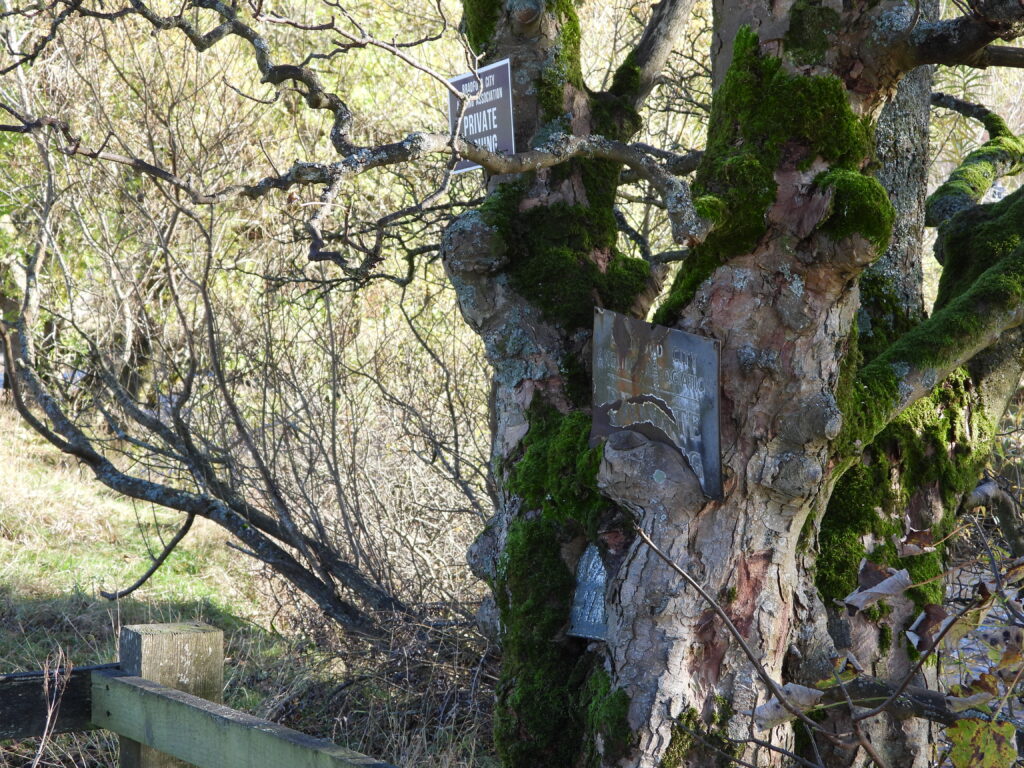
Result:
[568, 544, 607, 640]
[592, 308, 722, 498]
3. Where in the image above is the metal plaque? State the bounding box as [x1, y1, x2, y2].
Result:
[447, 59, 515, 174]
[568, 544, 607, 640]
[592, 308, 722, 498]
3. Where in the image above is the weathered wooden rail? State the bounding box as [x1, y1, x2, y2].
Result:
[0, 623, 396, 768]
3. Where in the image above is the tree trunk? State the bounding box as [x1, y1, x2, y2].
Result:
[444, 2, 1024, 767]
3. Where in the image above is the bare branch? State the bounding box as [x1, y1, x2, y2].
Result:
[99, 513, 196, 600]
[5, 105, 713, 254]
[904, 1, 1024, 70]
[977, 44, 1024, 68]
[622, 0, 698, 109]
[930, 91, 1001, 124]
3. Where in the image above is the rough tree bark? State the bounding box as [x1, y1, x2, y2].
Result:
[442, 1, 1024, 767]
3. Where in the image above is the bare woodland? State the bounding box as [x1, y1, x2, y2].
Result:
[3, 0, 1024, 766]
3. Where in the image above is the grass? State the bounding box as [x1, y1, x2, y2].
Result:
[0, 398, 284, 766]
[0, 399, 496, 767]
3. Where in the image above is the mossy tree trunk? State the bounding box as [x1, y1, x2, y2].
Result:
[443, 2, 1024, 767]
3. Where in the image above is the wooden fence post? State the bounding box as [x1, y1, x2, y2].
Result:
[117, 623, 223, 768]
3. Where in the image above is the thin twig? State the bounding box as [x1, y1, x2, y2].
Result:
[100, 513, 196, 600]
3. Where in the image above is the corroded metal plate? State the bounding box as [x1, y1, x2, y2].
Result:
[592, 308, 722, 498]
[568, 544, 607, 640]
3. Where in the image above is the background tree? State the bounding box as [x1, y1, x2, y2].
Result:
[3, 1, 1024, 767]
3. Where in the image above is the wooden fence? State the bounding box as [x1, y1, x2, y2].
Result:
[0, 623, 396, 768]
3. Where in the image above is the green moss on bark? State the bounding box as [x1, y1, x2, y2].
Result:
[926, 126, 1024, 227]
[784, 0, 840, 65]
[580, 668, 633, 765]
[481, 181, 649, 330]
[660, 699, 737, 768]
[538, 0, 584, 121]
[496, 407, 634, 767]
[654, 26, 874, 324]
[819, 370, 992, 608]
[507, 407, 606, 538]
[493, 516, 582, 767]
[461, 0, 503, 54]
[934, 185, 1024, 311]
[816, 169, 895, 253]
[857, 271, 917, 364]
[840, 231, 1024, 454]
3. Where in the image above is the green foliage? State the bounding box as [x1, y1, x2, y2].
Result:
[947, 718, 1017, 768]
[655, 26, 874, 323]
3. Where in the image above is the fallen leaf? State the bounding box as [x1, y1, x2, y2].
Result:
[752, 683, 824, 731]
[906, 604, 948, 652]
[895, 528, 936, 557]
[843, 568, 911, 614]
[947, 718, 1016, 768]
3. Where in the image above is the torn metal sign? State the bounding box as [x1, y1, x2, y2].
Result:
[592, 308, 721, 498]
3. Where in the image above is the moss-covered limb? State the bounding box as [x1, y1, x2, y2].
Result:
[930, 92, 1012, 138]
[496, 407, 633, 767]
[840, 240, 1024, 452]
[818, 370, 989, 608]
[823, 184, 1024, 612]
[507, 406, 608, 538]
[925, 103, 1024, 227]
[654, 26, 875, 324]
[934, 184, 1024, 310]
